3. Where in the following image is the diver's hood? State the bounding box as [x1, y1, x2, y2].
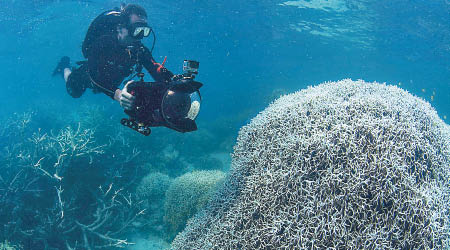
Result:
[161, 80, 202, 132]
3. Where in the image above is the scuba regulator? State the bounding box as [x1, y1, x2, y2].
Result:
[121, 60, 202, 136]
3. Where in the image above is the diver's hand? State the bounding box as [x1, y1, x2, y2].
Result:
[116, 81, 136, 110]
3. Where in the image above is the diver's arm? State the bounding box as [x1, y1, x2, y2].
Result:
[140, 46, 174, 82]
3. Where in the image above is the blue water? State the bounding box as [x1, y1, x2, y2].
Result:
[0, 0, 448, 249]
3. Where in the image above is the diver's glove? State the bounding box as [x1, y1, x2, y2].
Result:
[52, 56, 71, 77]
[117, 81, 136, 111]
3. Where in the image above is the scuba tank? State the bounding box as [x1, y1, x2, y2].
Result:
[82, 8, 123, 58]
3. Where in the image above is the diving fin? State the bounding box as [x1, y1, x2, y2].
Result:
[52, 56, 71, 77]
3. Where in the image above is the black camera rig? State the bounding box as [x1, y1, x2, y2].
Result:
[120, 60, 202, 136]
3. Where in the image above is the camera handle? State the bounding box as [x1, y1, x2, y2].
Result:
[121, 118, 151, 136]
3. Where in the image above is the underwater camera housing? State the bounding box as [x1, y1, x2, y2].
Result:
[121, 60, 202, 136]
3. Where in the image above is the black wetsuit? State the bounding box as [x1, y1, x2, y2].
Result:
[67, 10, 173, 99]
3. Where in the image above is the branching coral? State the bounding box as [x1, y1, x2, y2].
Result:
[164, 170, 226, 240]
[24, 124, 105, 181]
[0, 240, 20, 250]
[171, 79, 450, 249]
[0, 115, 144, 249]
[137, 172, 172, 202]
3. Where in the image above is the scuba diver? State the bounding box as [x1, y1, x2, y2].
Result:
[53, 4, 202, 136]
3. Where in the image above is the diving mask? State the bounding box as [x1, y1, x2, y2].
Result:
[129, 22, 151, 39]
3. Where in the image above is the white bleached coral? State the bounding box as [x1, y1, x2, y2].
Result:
[171, 79, 450, 249]
[164, 170, 226, 240]
[137, 172, 172, 202]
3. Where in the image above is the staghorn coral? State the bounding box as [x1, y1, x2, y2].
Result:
[0, 116, 144, 249]
[164, 170, 226, 240]
[171, 79, 450, 249]
[0, 240, 20, 250]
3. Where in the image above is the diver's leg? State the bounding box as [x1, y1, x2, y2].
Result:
[54, 57, 88, 98]
[53, 56, 71, 78]
[66, 65, 89, 98]
[64, 68, 72, 83]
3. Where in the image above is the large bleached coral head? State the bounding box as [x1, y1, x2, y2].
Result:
[171, 79, 450, 249]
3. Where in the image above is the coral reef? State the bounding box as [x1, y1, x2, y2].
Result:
[137, 172, 172, 202]
[0, 103, 234, 249]
[135, 172, 172, 236]
[164, 170, 226, 240]
[128, 234, 171, 250]
[171, 79, 450, 249]
[0, 240, 20, 250]
[0, 109, 147, 249]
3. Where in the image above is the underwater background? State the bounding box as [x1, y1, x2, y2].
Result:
[0, 0, 449, 249]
